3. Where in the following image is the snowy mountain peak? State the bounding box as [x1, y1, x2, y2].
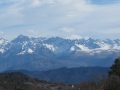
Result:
[11, 35, 29, 43]
[18, 35, 29, 38]
[0, 38, 8, 53]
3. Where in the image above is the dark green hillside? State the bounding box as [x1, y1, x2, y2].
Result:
[0, 72, 70, 90]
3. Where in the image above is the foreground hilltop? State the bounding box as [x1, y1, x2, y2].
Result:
[0, 72, 71, 90]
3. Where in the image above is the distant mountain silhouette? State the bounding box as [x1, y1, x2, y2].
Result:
[6, 66, 109, 84]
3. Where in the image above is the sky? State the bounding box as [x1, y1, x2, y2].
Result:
[0, 0, 120, 40]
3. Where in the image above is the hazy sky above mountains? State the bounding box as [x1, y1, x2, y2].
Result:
[0, 0, 120, 40]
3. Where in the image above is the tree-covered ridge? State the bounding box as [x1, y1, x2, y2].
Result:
[0, 72, 70, 90]
[76, 58, 120, 90]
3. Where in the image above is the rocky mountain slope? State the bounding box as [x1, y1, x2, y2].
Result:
[0, 35, 120, 72]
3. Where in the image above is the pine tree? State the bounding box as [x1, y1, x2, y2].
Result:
[108, 58, 120, 77]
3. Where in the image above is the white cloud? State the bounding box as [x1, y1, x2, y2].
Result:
[44, 0, 55, 4]
[27, 30, 40, 35]
[31, 0, 41, 7]
[67, 35, 89, 40]
[66, 35, 82, 40]
[58, 27, 75, 33]
[0, 0, 120, 39]
[0, 31, 4, 35]
[58, 0, 73, 5]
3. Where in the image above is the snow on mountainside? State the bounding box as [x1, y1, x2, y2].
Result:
[0, 35, 120, 72]
[0, 38, 8, 53]
[1, 35, 120, 55]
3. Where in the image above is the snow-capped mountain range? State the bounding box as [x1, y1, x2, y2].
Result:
[1, 35, 120, 54]
[0, 35, 120, 72]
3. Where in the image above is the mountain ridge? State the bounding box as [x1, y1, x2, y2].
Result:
[5, 66, 109, 84]
[1, 35, 120, 53]
[0, 35, 120, 72]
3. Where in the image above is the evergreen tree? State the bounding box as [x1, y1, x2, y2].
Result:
[108, 58, 120, 77]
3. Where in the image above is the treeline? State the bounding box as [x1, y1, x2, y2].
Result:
[71, 58, 120, 90]
[0, 72, 48, 90]
[0, 72, 70, 90]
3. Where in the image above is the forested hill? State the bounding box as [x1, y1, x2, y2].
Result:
[0, 72, 70, 90]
